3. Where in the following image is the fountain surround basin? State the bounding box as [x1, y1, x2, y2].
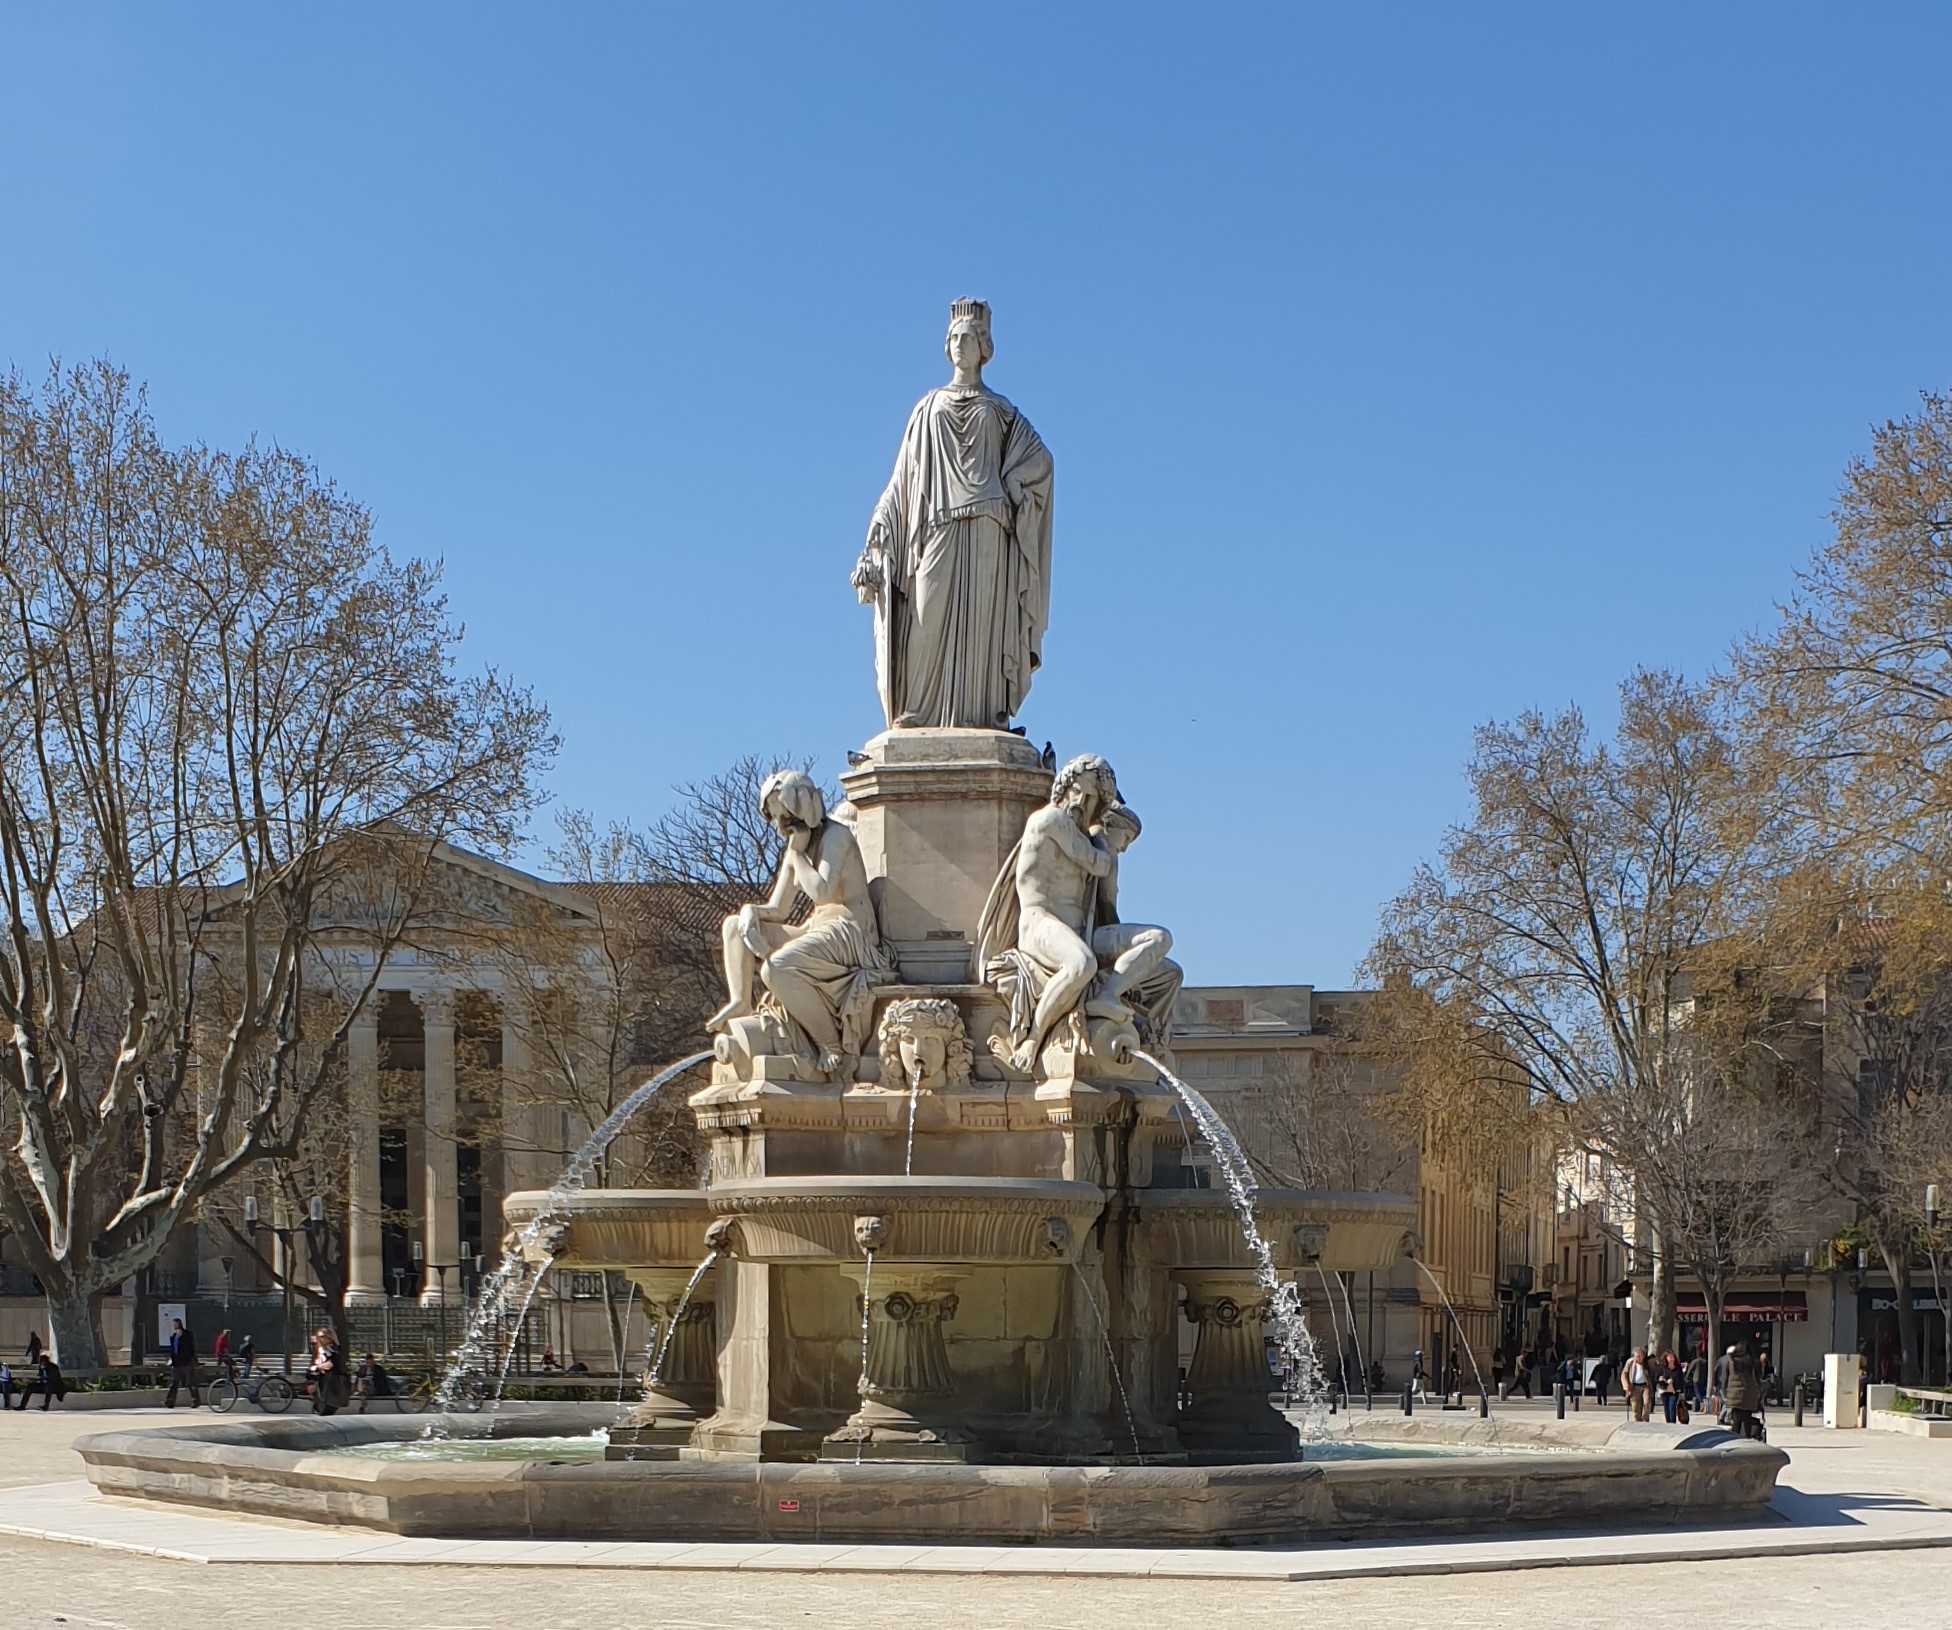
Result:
[73, 1412, 1788, 1547]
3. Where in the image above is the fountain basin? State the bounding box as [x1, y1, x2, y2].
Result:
[706, 1175, 1105, 1263]
[501, 1188, 715, 1269]
[1137, 1188, 1418, 1272]
[75, 1414, 1788, 1546]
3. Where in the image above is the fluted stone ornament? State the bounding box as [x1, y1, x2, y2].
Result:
[978, 754, 1181, 1075]
[824, 1268, 972, 1460]
[1175, 1270, 1302, 1462]
[853, 299, 1054, 731]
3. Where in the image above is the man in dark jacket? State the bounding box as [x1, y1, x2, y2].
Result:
[164, 1318, 201, 1408]
[13, 1353, 65, 1411]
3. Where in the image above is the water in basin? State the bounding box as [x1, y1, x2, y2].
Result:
[314, 1433, 1554, 1465]
[318, 1434, 609, 1463]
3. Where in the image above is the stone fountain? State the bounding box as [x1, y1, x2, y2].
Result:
[502, 297, 1413, 1466]
[74, 300, 1786, 1543]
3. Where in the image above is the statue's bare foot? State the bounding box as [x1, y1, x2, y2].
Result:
[818, 1046, 847, 1076]
[707, 999, 751, 1032]
[1009, 1039, 1040, 1075]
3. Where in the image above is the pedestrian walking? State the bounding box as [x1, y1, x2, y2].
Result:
[1514, 1345, 1535, 1399]
[238, 1333, 257, 1376]
[1492, 1347, 1507, 1399]
[1687, 1349, 1708, 1410]
[1592, 1352, 1614, 1407]
[213, 1327, 234, 1382]
[24, 1331, 43, 1366]
[1722, 1344, 1765, 1440]
[1657, 1349, 1682, 1423]
[0, 1361, 11, 1408]
[164, 1317, 202, 1407]
[1626, 1346, 1652, 1421]
[307, 1327, 349, 1416]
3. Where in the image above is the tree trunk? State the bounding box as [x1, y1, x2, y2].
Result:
[1701, 1276, 1724, 1396]
[1878, 1241, 1922, 1385]
[1647, 1230, 1674, 1357]
[44, 1283, 107, 1370]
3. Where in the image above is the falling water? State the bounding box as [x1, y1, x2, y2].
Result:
[648, 1249, 720, 1387]
[1066, 1260, 1144, 1463]
[1313, 1259, 1348, 1405]
[1134, 1050, 1328, 1429]
[1330, 1266, 1371, 1404]
[1412, 1258, 1489, 1407]
[613, 1279, 640, 1403]
[904, 1064, 921, 1177]
[425, 1050, 713, 1425]
[488, 1253, 555, 1413]
[854, 1249, 875, 1466]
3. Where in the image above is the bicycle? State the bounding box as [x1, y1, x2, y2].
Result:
[208, 1368, 295, 1413]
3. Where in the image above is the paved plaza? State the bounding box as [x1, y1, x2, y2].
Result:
[2, 1404, 1949, 1627]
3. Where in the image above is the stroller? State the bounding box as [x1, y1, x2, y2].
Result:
[1718, 1397, 1767, 1442]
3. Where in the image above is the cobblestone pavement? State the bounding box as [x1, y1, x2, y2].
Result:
[1, 1405, 1948, 1629]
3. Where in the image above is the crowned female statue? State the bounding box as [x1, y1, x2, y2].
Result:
[852, 300, 1054, 731]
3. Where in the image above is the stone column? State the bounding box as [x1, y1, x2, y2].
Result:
[417, 989, 458, 1305]
[823, 1258, 972, 1462]
[345, 1003, 385, 1305]
[1174, 1270, 1300, 1462]
[499, 996, 534, 1195]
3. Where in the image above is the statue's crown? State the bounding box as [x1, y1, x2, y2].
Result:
[948, 297, 991, 330]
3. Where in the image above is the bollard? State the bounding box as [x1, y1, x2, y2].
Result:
[1478, 1389, 1490, 1419]
[1555, 1382, 1566, 1420]
[1403, 1381, 1414, 1417]
[1793, 1382, 1805, 1428]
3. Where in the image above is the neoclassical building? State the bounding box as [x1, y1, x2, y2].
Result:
[1, 849, 1552, 1376]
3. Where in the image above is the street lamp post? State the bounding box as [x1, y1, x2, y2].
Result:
[245, 1194, 326, 1377]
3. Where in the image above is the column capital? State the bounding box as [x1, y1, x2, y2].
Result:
[413, 988, 456, 1027]
[348, 1000, 382, 1039]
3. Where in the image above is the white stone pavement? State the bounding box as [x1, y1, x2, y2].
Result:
[5, 1405, 1952, 1584]
[3, 1472, 1951, 1580]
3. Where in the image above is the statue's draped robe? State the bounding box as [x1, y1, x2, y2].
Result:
[865, 385, 1053, 730]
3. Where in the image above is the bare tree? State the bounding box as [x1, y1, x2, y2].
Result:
[1765, 885, 1952, 1383]
[1232, 1046, 1412, 1196]
[1732, 392, 1952, 1382]
[1365, 670, 1780, 1354]
[0, 361, 553, 1364]
[1580, 1059, 1815, 1361]
[477, 760, 806, 1371]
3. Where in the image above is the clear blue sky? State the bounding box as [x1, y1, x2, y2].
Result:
[5, 6, 1950, 985]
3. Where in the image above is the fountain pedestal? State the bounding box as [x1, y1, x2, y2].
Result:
[607, 1266, 719, 1461]
[821, 1265, 974, 1462]
[839, 728, 1051, 983]
[1174, 1270, 1302, 1463]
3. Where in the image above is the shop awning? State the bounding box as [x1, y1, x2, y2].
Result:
[1675, 1292, 1807, 1323]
